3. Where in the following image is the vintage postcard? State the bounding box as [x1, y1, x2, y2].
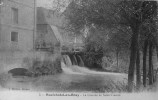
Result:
[0, 0, 158, 100]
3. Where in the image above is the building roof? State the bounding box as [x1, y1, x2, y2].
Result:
[50, 25, 63, 43]
[37, 7, 64, 27]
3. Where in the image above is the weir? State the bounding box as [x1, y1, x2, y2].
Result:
[62, 55, 72, 66]
[62, 54, 84, 67]
[76, 55, 84, 67]
[61, 53, 86, 74]
[72, 55, 78, 65]
[61, 54, 125, 76]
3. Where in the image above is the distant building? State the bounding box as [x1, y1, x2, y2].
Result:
[0, 0, 36, 52]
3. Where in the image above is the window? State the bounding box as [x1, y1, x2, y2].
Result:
[0, 0, 3, 13]
[0, 0, 3, 5]
[11, 32, 18, 42]
[12, 8, 18, 24]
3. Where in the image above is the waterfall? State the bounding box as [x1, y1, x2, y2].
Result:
[62, 54, 105, 74]
[61, 54, 125, 76]
[62, 55, 67, 65]
[72, 55, 78, 65]
[66, 55, 73, 66]
[64, 55, 72, 66]
[61, 55, 83, 74]
[61, 61, 81, 74]
[62, 55, 72, 67]
[76, 55, 85, 67]
[61, 54, 84, 73]
[69, 55, 78, 66]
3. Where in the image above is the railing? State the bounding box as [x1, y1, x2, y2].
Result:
[35, 46, 54, 53]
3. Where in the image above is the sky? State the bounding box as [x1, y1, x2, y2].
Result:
[37, 0, 70, 12]
[37, 0, 53, 8]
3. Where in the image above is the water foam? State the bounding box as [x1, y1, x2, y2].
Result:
[61, 62, 84, 75]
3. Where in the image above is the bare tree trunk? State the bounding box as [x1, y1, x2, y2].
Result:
[155, 47, 158, 82]
[136, 49, 141, 89]
[143, 40, 148, 87]
[156, 46, 158, 59]
[148, 41, 153, 85]
[152, 64, 154, 83]
[128, 27, 139, 92]
[116, 48, 119, 68]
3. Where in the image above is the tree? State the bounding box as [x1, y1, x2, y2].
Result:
[148, 40, 153, 85]
[141, 1, 158, 86]
[107, 26, 131, 68]
[83, 27, 109, 69]
[51, 0, 70, 12]
[136, 36, 141, 89]
[143, 39, 148, 87]
[65, 0, 141, 92]
[115, 0, 143, 92]
[118, 0, 158, 91]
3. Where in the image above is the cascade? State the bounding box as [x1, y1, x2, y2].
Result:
[72, 55, 78, 65]
[61, 54, 125, 76]
[65, 55, 72, 66]
[62, 55, 67, 65]
[76, 55, 85, 67]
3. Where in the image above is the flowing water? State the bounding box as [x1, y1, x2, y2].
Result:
[3, 55, 127, 92]
[61, 55, 125, 76]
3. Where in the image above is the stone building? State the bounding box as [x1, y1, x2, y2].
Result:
[0, 0, 36, 73]
[0, 0, 36, 52]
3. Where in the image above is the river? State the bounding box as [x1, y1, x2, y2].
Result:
[3, 61, 127, 92]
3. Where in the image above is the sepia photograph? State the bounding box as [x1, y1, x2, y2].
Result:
[0, 0, 158, 100]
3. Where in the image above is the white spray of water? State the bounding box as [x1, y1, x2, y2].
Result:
[63, 55, 72, 67]
[61, 61, 84, 75]
[71, 65, 125, 76]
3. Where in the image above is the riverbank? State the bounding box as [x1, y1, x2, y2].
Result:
[1, 71, 158, 93]
[0, 70, 127, 93]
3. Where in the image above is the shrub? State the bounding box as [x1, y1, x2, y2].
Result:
[30, 56, 62, 77]
[98, 78, 140, 93]
[22, 57, 33, 68]
[0, 73, 12, 87]
[101, 79, 129, 93]
[21, 52, 62, 77]
[101, 55, 129, 73]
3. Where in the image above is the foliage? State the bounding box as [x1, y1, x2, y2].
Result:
[65, 0, 132, 71]
[83, 44, 104, 69]
[64, 0, 158, 92]
[51, 0, 70, 12]
[64, 0, 119, 33]
[99, 79, 134, 93]
[31, 57, 62, 76]
[22, 55, 62, 77]
[0, 73, 12, 87]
